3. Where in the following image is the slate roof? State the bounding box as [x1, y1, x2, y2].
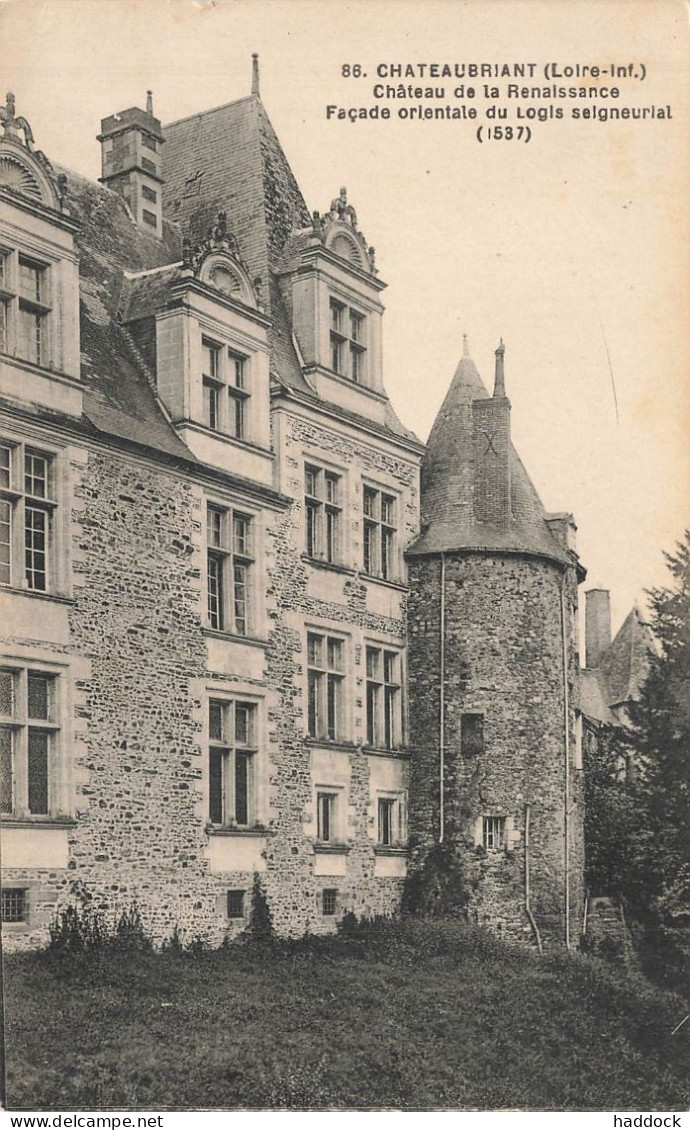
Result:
[9, 91, 418, 467]
[162, 94, 418, 444]
[580, 606, 653, 724]
[408, 348, 572, 563]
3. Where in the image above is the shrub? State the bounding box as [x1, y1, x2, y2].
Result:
[402, 841, 471, 918]
[245, 873, 275, 946]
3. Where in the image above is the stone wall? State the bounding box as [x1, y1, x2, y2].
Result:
[407, 550, 585, 947]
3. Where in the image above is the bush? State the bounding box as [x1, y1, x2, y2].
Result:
[402, 841, 471, 918]
[47, 883, 153, 955]
[245, 873, 275, 946]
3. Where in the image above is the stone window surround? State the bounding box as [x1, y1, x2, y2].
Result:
[376, 789, 407, 848]
[0, 429, 70, 599]
[0, 232, 70, 375]
[198, 324, 253, 444]
[305, 625, 350, 744]
[365, 641, 404, 752]
[0, 654, 73, 822]
[0, 882, 32, 933]
[361, 478, 400, 583]
[204, 687, 266, 832]
[303, 457, 347, 566]
[204, 496, 261, 640]
[314, 782, 347, 847]
[328, 295, 367, 385]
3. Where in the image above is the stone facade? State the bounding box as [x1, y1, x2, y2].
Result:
[0, 76, 586, 952]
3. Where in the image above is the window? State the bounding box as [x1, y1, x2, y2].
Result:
[307, 632, 345, 741]
[574, 711, 583, 771]
[329, 298, 366, 382]
[0, 666, 60, 817]
[377, 795, 406, 847]
[141, 184, 157, 203]
[482, 816, 506, 851]
[316, 790, 340, 843]
[322, 888, 338, 916]
[141, 134, 157, 152]
[201, 338, 250, 440]
[0, 441, 56, 592]
[366, 646, 401, 749]
[461, 714, 484, 758]
[304, 464, 341, 563]
[363, 486, 397, 580]
[142, 209, 157, 227]
[206, 504, 253, 635]
[208, 699, 257, 827]
[226, 889, 245, 919]
[1, 889, 27, 923]
[141, 156, 157, 176]
[0, 250, 51, 366]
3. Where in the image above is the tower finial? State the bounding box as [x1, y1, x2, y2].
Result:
[493, 338, 506, 397]
[146, 90, 153, 115]
[463, 333, 470, 357]
[252, 53, 260, 96]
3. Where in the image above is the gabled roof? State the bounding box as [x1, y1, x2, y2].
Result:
[580, 606, 653, 724]
[408, 346, 572, 564]
[599, 606, 654, 707]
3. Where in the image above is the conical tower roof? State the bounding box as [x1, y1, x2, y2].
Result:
[408, 341, 574, 566]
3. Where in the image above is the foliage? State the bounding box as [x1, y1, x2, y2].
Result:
[401, 840, 471, 917]
[245, 872, 275, 946]
[625, 532, 690, 921]
[47, 882, 152, 955]
[585, 532, 690, 927]
[6, 917, 689, 1110]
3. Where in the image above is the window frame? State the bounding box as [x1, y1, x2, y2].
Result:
[1, 887, 28, 925]
[482, 815, 507, 851]
[207, 696, 259, 829]
[304, 463, 343, 565]
[206, 502, 255, 637]
[328, 297, 366, 383]
[321, 887, 338, 917]
[201, 336, 251, 441]
[0, 664, 62, 819]
[362, 484, 398, 581]
[0, 247, 52, 368]
[376, 791, 407, 848]
[0, 439, 58, 594]
[365, 644, 403, 750]
[226, 889, 246, 919]
[306, 630, 346, 742]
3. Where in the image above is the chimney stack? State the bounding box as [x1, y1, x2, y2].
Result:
[472, 340, 512, 526]
[585, 588, 611, 668]
[98, 93, 165, 239]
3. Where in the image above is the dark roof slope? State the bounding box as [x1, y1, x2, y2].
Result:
[55, 166, 191, 460]
[162, 95, 419, 446]
[580, 606, 653, 723]
[408, 348, 570, 563]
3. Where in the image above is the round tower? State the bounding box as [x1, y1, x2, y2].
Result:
[406, 340, 585, 948]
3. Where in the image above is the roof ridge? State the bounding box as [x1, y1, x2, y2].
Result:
[164, 94, 257, 130]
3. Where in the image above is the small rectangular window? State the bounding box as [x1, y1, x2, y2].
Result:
[142, 209, 157, 227]
[461, 714, 484, 758]
[141, 184, 157, 203]
[482, 816, 506, 851]
[322, 888, 338, 917]
[317, 791, 338, 843]
[227, 889, 245, 919]
[141, 157, 156, 176]
[1, 888, 27, 923]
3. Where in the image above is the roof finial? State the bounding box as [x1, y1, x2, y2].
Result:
[463, 333, 470, 357]
[252, 53, 260, 96]
[494, 338, 506, 397]
[146, 90, 154, 115]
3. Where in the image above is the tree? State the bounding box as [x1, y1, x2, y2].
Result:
[625, 531, 690, 921]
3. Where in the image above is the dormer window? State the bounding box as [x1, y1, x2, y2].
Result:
[201, 338, 250, 440]
[0, 250, 52, 368]
[329, 298, 366, 383]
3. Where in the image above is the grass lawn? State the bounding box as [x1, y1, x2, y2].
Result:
[3, 918, 689, 1111]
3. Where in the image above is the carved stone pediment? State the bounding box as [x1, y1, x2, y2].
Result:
[181, 211, 263, 309]
[0, 93, 68, 212]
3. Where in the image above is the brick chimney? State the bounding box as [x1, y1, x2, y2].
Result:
[472, 340, 511, 526]
[585, 588, 611, 668]
[98, 91, 165, 238]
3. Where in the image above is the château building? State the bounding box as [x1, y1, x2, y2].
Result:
[0, 63, 587, 950]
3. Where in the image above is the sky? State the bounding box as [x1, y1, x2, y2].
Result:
[1, 0, 688, 636]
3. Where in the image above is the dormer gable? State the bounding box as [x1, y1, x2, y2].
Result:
[122, 212, 272, 487]
[279, 188, 391, 425]
[0, 93, 82, 416]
